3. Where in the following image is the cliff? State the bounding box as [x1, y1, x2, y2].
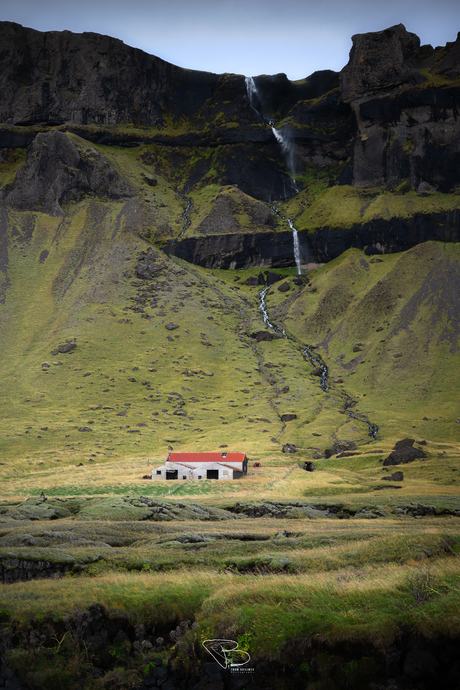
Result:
[0, 21, 459, 266]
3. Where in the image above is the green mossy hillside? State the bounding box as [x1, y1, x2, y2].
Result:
[265, 242, 460, 444]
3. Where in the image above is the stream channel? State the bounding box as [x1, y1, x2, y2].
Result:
[258, 286, 379, 439]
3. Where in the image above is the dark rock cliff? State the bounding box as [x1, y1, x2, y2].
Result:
[0, 21, 249, 128]
[291, 24, 460, 191]
[4, 130, 136, 215]
[0, 21, 459, 266]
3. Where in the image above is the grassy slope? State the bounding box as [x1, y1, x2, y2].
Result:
[0, 137, 459, 680]
[0, 136, 458, 494]
[268, 243, 460, 445]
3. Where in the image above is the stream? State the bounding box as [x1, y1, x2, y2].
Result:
[258, 286, 379, 438]
[258, 286, 329, 391]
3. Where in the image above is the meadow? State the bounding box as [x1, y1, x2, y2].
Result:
[0, 135, 459, 688]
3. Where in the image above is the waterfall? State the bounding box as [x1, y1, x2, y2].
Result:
[270, 122, 298, 189]
[288, 218, 302, 275]
[245, 76, 303, 271]
[245, 76, 258, 111]
[270, 205, 304, 275]
[245, 76, 298, 183]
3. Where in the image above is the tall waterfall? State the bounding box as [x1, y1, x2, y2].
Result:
[245, 76, 258, 110]
[270, 204, 304, 275]
[270, 126, 298, 190]
[245, 76, 302, 272]
[245, 77, 298, 182]
[289, 218, 302, 275]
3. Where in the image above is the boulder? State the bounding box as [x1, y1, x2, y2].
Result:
[141, 173, 157, 186]
[383, 439, 427, 466]
[303, 461, 315, 472]
[250, 330, 274, 342]
[57, 339, 77, 353]
[265, 272, 283, 286]
[332, 440, 357, 455]
[382, 471, 404, 481]
[280, 414, 297, 422]
[136, 248, 164, 279]
[282, 443, 297, 454]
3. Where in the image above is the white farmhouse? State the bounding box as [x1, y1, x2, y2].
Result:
[152, 451, 248, 481]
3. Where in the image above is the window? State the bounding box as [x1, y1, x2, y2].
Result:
[156, 470, 161, 475]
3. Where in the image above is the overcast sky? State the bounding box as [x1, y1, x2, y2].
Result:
[2, 0, 460, 80]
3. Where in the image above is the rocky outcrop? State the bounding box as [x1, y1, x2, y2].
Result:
[169, 229, 296, 269]
[0, 555, 75, 583]
[337, 25, 460, 190]
[383, 438, 428, 466]
[306, 210, 460, 262]
[2, 611, 460, 690]
[382, 471, 404, 481]
[4, 130, 136, 215]
[194, 189, 275, 236]
[340, 24, 424, 103]
[249, 330, 280, 342]
[272, 24, 460, 193]
[248, 70, 340, 121]
[51, 338, 77, 354]
[436, 31, 460, 77]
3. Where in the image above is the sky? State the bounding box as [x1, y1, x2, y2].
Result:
[2, 0, 460, 80]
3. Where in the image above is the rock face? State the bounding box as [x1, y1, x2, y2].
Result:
[0, 21, 225, 127]
[170, 229, 296, 269]
[4, 130, 136, 215]
[1, 21, 460, 261]
[339, 25, 460, 191]
[0, 556, 74, 583]
[340, 24, 424, 102]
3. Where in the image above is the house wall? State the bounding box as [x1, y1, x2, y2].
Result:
[151, 462, 243, 480]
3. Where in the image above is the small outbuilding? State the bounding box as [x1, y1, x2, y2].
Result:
[151, 452, 248, 481]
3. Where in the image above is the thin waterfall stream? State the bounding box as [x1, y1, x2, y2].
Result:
[259, 287, 329, 391]
[245, 76, 302, 271]
[167, 191, 192, 253]
[258, 286, 379, 438]
[270, 204, 303, 274]
[289, 218, 302, 275]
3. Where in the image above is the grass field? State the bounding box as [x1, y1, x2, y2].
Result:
[0, 134, 459, 689]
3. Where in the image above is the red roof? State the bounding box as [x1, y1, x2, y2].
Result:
[167, 452, 246, 464]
